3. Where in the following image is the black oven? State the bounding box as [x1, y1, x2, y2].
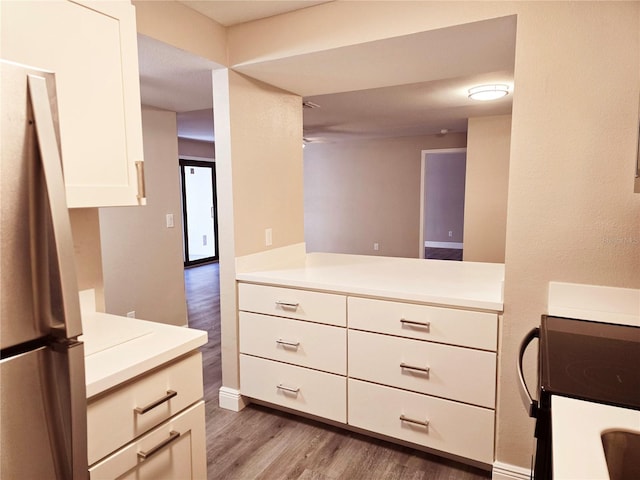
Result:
[518, 315, 640, 479]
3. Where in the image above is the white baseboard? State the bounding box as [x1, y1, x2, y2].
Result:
[424, 241, 464, 249]
[218, 387, 249, 412]
[492, 461, 531, 480]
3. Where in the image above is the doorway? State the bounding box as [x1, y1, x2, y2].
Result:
[179, 159, 219, 266]
[419, 148, 467, 260]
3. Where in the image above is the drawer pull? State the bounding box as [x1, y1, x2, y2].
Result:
[276, 384, 300, 395]
[137, 430, 181, 460]
[400, 363, 430, 375]
[276, 339, 300, 349]
[134, 390, 177, 414]
[275, 301, 300, 311]
[399, 414, 430, 428]
[400, 318, 430, 329]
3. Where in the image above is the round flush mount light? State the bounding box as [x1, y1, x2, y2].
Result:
[468, 84, 510, 101]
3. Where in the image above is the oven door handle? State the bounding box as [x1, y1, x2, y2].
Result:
[518, 327, 540, 418]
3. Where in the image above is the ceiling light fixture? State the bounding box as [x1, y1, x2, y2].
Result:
[468, 84, 509, 101]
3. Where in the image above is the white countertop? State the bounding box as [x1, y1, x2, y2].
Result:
[236, 252, 505, 311]
[552, 396, 640, 479]
[81, 311, 207, 398]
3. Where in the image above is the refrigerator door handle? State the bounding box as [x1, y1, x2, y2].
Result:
[28, 74, 82, 340]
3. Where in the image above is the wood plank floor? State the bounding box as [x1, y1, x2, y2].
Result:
[184, 262, 491, 480]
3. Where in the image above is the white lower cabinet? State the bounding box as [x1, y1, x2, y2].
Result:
[348, 329, 496, 408]
[237, 282, 499, 467]
[87, 352, 206, 478]
[240, 354, 347, 423]
[239, 312, 346, 375]
[89, 401, 206, 480]
[348, 379, 495, 464]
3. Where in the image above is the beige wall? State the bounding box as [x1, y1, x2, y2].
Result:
[178, 137, 215, 159]
[463, 115, 511, 263]
[499, 3, 639, 468]
[213, 69, 304, 389]
[99, 106, 187, 326]
[304, 133, 467, 258]
[69, 208, 105, 311]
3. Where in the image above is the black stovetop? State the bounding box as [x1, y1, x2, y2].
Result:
[540, 315, 640, 410]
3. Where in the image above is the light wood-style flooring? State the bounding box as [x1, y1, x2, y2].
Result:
[184, 262, 491, 480]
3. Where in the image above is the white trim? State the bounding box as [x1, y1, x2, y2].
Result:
[425, 241, 464, 249]
[179, 154, 215, 162]
[419, 148, 467, 258]
[218, 387, 249, 412]
[492, 461, 532, 480]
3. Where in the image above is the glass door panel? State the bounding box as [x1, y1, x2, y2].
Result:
[180, 160, 218, 266]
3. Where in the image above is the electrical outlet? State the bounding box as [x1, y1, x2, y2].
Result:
[126, 311, 135, 318]
[166, 214, 174, 228]
[373, 242, 379, 251]
[265, 228, 273, 246]
[448, 231, 453, 237]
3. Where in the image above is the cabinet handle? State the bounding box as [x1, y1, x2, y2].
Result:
[400, 318, 430, 329]
[276, 384, 300, 395]
[137, 430, 181, 460]
[275, 301, 299, 311]
[400, 362, 430, 375]
[399, 414, 430, 428]
[134, 390, 177, 414]
[276, 339, 300, 349]
[135, 160, 146, 201]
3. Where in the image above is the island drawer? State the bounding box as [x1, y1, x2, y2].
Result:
[348, 297, 497, 351]
[89, 400, 206, 479]
[239, 312, 346, 375]
[240, 354, 346, 423]
[238, 283, 346, 327]
[87, 352, 204, 465]
[348, 330, 496, 408]
[348, 379, 494, 465]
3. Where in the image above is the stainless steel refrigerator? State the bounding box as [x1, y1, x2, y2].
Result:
[0, 60, 88, 479]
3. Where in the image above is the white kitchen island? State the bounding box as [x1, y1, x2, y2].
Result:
[236, 252, 504, 468]
[80, 307, 208, 479]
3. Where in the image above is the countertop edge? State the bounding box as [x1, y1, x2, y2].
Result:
[235, 274, 504, 312]
[83, 314, 208, 399]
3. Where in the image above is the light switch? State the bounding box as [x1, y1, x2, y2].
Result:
[166, 214, 174, 228]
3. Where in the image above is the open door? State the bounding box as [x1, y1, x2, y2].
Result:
[179, 159, 218, 266]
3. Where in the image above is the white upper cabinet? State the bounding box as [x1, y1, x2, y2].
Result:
[1, 0, 144, 207]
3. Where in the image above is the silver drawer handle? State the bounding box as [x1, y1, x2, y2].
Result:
[276, 339, 300, 349]
[400, 414, 430, 428]
[400, 362, 430, 375]
[137, 430, 181, 459]
[275, 301, 300, 311]
[400, 318, 430, 329]
[276, 384, 300, 394]
[134, 390, 177, 414]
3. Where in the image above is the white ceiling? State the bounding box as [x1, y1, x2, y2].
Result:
[137, 2, 516, 143]
[176, 0, 334, 27]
